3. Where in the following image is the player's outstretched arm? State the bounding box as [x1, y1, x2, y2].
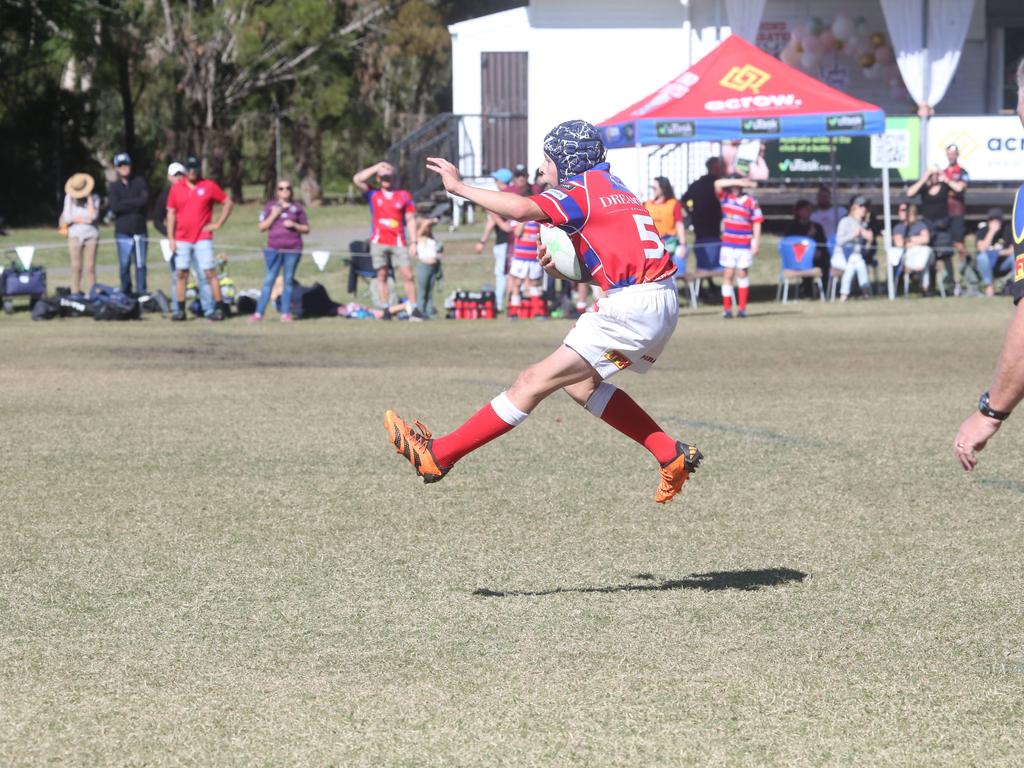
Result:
[426, 157, 546, 222]
[955, 301, 1024, 470]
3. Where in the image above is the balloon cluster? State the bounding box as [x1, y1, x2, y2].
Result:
[778, 13, 903, 96]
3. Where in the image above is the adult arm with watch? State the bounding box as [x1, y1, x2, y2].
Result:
[954, 300, 1024, 470]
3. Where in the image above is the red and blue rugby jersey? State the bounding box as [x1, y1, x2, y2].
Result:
[529, 163, 676, 291]
[718, 191, 764, 249]
[512, 221, 540, 260]
[366, 188, 413, 247]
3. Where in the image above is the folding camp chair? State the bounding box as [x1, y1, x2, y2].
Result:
[776, 236, 823, 303]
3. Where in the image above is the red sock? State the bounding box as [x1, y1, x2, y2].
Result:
[738, 286, 749, 311]
[723, 293, 733, 312]
[594, 387, 678, 464]
[431, 393, 528, 467]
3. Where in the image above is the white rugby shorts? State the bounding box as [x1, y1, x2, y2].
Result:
[564, 278, 679, 379]
[509, 258, 543, 281]
[719, 245, 753, 270]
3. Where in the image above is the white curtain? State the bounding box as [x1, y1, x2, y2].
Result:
[880, 0, 975, 108]
[725, 0, 766, 44]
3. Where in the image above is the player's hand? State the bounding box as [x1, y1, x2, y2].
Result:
[203, 222, 220, 233]
[282, 219, 295, 230]
[473, 241, 484, 254]
[954, 410, 1003, 471]
[168, 239, 176, 255]
[426, 157, 462, 193]
[377, 161, 394, 176]
[538, 244, 559, 278]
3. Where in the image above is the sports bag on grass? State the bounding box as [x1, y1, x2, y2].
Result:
[3, 265, 46, 296]
[90, 284, 141, 321]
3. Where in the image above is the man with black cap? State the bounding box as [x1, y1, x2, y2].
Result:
[107, 152, 149, 294]
[384, 119, 702, 505]
[954, 56, 1024, 470]
[166, 155, 233, 321]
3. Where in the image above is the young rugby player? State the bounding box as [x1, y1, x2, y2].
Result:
[384, 120, 702, 503]
[714, 176, 763, 318]
[507, 219, 543, 318]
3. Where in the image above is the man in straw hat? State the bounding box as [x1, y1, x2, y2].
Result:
[60, 173, 100, 296]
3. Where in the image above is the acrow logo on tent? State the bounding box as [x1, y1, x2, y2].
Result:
[705, 94, 803, 112]
[719, 65, 771, 94]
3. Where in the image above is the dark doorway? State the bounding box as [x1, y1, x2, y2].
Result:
[481, 52, 528, 172]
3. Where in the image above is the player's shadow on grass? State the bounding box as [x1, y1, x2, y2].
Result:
[473, 568, 807, 598]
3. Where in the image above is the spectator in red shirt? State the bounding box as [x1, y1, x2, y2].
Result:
[353, 161, 420, 316]
[166, 155, 234, 321]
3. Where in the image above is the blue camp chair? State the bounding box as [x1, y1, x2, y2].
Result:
[347, 240, 394, 305]
[776, 236, 823, 303]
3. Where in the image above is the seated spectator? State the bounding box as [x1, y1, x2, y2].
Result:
[858, 197, 880, 274]
[975, 207, 1014, 297]
[250, 178, 309, 323]
[783, 199, 828, 296]
[832, 196, 873, 301]
[810, 185, 847, 241]
[892, 203, 934, 293]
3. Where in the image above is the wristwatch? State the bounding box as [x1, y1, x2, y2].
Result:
[978, 391, 1011, 421]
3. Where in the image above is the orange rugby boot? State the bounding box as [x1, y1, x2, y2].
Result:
[384, 409, 451, 484]
[655, 441, 703, 504]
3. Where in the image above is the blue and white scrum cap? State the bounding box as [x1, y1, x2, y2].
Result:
[542, 120, 606, 184]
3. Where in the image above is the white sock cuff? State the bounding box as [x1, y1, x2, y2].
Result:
[737, 276, 750, 288]
[722, 284, 735, 298]
[584, 382, 617, 417]
[491, 392, 529, 426]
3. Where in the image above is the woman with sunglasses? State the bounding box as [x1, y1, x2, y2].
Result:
[251, 180, 310, 322]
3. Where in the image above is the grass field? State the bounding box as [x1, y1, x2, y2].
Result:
[2, 288, 1024, 766]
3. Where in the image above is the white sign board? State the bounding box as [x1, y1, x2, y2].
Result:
[871, 130, 910, 169]
[926, 116, 1024, 181]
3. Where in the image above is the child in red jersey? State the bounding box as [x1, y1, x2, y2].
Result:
[714, 176, 763, 318]
[507, 219, 543, 318]
[384, 120, 702, 503]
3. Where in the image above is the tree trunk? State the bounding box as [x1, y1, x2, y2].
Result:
[116, 48, 136, 162]
[293, 116, 322, 207]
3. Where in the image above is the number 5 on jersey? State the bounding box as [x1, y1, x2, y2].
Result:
[633, 214, 665, 258]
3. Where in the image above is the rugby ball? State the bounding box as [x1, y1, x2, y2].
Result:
[539, 224, 589, 282]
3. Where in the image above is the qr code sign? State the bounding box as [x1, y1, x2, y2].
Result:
[871, 130, 910, 169]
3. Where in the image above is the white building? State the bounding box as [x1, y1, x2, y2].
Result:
[447, 0, 1022, 195]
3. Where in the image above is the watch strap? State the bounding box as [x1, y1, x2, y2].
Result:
[979, 391, 1011, 421]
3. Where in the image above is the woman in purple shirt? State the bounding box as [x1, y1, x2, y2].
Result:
[250, 179, 310, 322]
